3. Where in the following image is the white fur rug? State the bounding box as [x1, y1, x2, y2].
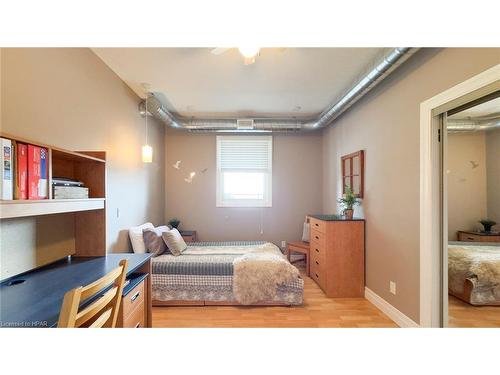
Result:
[448, 245, 500, 304]
[233, 250, 300, 305]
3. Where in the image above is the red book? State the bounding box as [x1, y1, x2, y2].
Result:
[17, 143, 28, 199]
[27, 145, 41, 200]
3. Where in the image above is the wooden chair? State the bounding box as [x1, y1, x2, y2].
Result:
[287, 241, 310, 276]
[286, 216, 311, 276]
[57, 259, 128, 328]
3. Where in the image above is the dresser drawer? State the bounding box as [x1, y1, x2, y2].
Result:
[481, 236, 500, 242]
[122, 280, 145, 318]
[310, 218, 326, 234]
[310, 242, 326, 264]
[310, 251, 325, 270]
[311, 268, 326, 290]
[122, 301, 145, 328]
[310, 228, 326, 245]
[310, 256, 325, 275]
[182, 235, 196, 243]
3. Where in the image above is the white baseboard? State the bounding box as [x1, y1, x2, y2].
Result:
[364, 287, 420, 328]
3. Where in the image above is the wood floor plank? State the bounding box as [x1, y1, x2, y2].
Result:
[448, 295, 500, 328]
[152, 265, 398, 328]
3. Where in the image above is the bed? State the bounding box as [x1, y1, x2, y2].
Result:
[448, 243, 500, 306]
[152, 241, 304, 306]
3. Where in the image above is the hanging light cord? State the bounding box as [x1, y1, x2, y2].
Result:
[145, 94, 148, 145]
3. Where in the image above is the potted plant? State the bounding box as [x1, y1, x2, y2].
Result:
[168, 218, 181, 229]
[479, 219, 496, 233]
[338, 186, 360, 220]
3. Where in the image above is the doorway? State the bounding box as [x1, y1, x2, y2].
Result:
[419, 64, 500, 327]
[444, 94, 500, 327]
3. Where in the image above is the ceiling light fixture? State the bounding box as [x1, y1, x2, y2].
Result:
[238, 47, 260, 65]
[238, 47, 260, 58]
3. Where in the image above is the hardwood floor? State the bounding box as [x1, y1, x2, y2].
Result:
[152, 264, 398, 328]
[448, 295, 500, 328]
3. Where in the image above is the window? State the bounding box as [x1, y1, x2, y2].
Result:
[216, 136, 272, 207]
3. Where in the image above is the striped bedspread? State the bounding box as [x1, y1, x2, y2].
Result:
[152, 241, 304, 305]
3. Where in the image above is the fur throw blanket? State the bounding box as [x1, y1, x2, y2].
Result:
[233, 246, 299, 305]
[448, 245, 500, 304]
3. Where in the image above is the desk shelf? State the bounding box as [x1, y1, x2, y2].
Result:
[0, 198, 105, 219]
[0, 132, 107, 277]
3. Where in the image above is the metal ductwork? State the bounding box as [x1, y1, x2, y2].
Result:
[139, 47, 419, 133]
[446, 117, 500, 132]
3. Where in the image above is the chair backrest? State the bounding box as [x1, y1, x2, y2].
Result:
[57, 259, 128, 328]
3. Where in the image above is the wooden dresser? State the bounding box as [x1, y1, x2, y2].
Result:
[309, 215, 365, 298]
[457, 230, 500, 242]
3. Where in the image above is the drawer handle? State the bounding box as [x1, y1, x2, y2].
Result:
[315, 223, 319, 227]
[315, 235, 319, 240]
[130, 291, 141, 302]
[315, 248, 319, 253]
[134, 322, 140, 328]
[467, 237, 475, 240]
[315, 261, 319, 265]
[315, 273, 319, 278]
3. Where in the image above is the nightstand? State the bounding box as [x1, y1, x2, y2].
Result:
[180, 230, 197, 243]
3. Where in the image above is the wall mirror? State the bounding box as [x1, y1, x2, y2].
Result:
[341, 150, 364, 198]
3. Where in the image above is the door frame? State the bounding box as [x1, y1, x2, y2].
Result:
[419, 64, 500, 327]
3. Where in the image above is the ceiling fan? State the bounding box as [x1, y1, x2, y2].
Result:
[210, 47, 261, 65]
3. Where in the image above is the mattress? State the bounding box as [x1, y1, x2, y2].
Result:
[152, 241, 304, 305]
[448, 244, 500, 305]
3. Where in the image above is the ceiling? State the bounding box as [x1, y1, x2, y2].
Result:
[92, 48, 384, 118]
[449, 96, 500, 120]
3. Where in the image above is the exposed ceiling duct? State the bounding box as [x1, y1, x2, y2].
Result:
[446, 116, 500, 132]
[139, 47, 419, 133]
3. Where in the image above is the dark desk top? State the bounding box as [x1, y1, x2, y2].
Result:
[458, 230, 500, 236]
[0, 253, 152, 328]
[309, 214, 365, 222]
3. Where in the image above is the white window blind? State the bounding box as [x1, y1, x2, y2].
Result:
[216, 136, 272, 207]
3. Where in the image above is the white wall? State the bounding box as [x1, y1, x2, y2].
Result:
[165, 131, 323, 246]
[486, 128, 500, 229]
[447, 132, 487, 239]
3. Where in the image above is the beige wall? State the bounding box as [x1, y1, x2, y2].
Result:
[0, 48, 165, 257]
[322, 48, 500, 322]
[165, 131, 323, 246]
[486, 128, 500, 228]
[447, 132, 487, 239]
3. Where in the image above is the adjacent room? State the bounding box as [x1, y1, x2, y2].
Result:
[446, 96, 500, 327]
[0, 47, 499, 329]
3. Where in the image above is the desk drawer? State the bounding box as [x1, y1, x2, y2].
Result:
[310, 218, 326, 234]
[122, 280, 145, 318]
[123, 301, 145, 328]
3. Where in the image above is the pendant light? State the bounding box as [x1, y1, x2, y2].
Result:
[142, 94, 153, 163]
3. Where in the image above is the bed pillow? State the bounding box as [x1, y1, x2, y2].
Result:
[143, 226, 170, 257]
[129, 222, 154, 253]
[162, 228, 187, 256]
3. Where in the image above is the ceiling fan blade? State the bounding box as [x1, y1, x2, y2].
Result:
[210, 48, 230, 55]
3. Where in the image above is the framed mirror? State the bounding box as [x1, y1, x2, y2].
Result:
[341, 150, 364, 198]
